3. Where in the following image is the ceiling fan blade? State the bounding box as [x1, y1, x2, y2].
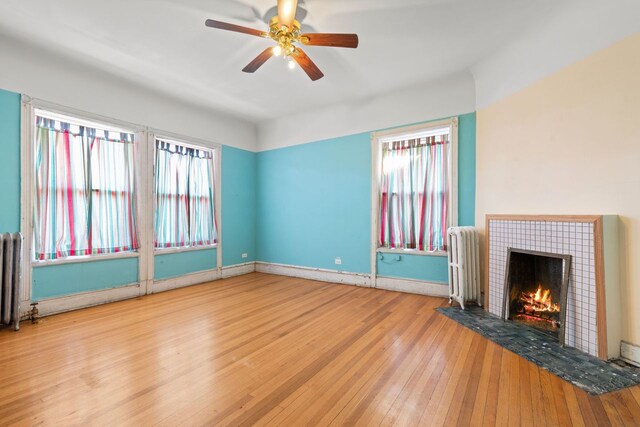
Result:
[292, 47, 324, 81]
[277, 0, 298, 28]
[204, 19, 268, 38]
[242, 48, 275, 73]
[300, 33, 359, 48]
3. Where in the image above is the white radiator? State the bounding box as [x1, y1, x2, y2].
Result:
[447, 226, 481, 309]
[1, 233, 23, 330]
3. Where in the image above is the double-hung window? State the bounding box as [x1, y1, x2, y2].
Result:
[33, 110, 139, 260]
[154, 138, 217, 249]
[374, 120, 457, 253]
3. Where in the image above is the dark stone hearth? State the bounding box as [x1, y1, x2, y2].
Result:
[437, 306, 640, 395]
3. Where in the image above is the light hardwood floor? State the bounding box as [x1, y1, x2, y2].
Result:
[0, 272, 639, 426]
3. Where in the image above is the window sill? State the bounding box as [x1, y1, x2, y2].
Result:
[154, 244, 217, 255]
[376, 247, 448, 257]
[32, 251, 139, 267]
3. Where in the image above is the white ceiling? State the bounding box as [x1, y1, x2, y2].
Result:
[0, 0, 560, 122]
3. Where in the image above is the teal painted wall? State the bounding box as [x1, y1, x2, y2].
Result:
[0, 89, 21, 232]
[376, 253, 449, 282]
[151, 145, 256, 279]
[154, 248, 217, 280]
[256, 113, 476, 283]
[2, 85, 475, 298]
[0, 88, 258, 299]
[257, 133, 371, 273]
[458, 113, 476, 226]
[28, 143, 257, 298]
[222, 145, 257, 266]
[32, 257, 139, 300]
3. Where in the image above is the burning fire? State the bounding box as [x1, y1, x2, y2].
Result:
[519, 285, 560, 314]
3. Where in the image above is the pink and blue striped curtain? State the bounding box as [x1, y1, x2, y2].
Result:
[154, 140, 217, 248]
[34, 116, 139, 260]
[379, 135, 450, 252]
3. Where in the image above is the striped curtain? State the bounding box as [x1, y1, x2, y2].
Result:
[34, 117, 139, 260]
[379, 135, 450, 252]
[154, 140, 217, 248]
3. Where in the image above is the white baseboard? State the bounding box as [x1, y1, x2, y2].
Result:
[255, 262, 447, 298]
[26, 263, 446, 319]
[255, 262, 371, 287]
[222, 262, 256, 278]
[27, 263, 257, 318]
[375, 276, 448, 297]
[621, 341, 640, 367]
[34, 283, 142, 317]
[152, 268, 220, 293]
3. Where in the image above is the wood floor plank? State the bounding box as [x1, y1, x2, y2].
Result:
[601, 390, 640, 426]
[338, 304, 450, 426]
[0, 272, 638, 426]
[538, 369, 562, 426]
[528, 358, 547, 427]
[331, 303, 446, 426]
[481, 343, 504, 427]
[516, 356, 534, 427]
[380, 312, 460, 426]
[561, 379, 587, 427]
[550, 371, 575, 427]
[468, 341, 496, 427]
[322, 299, 437, 426]
[445, 334, 487, 426]
[574, 388, 610, 427]
[494, 349, 512, 427]
[415, 326, 475, 426]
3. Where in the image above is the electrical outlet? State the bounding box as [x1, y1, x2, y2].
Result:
[241, 253, 248, 259]
[621, 341, 640, 367]
[334, 257, 342, 265]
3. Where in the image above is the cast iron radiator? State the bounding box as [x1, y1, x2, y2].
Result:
[1, 233, 23, 330]
[447, 226, 482, 310]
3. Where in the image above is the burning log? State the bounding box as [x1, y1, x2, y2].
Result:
[519, 285, 560, 314]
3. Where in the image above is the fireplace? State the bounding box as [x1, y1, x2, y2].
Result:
[502, 248, 571, 344]
[486, 215, 621, 359]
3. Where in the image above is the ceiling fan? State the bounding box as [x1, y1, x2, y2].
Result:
[204, 0, 359, 81]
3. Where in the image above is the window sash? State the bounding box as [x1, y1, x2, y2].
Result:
[33, 115, 139, 260]
[154, 139, 217, 249]
[378, 135, 450, 252]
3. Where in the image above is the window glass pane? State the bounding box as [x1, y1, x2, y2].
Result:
[379, 133, 450, 252]
[33, 113, 138, 260]
[154, 139, 216, 249]
[90, 136, 138, 253]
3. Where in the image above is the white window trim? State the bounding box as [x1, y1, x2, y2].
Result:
[32, 251, 140, 267]
[376, 247, 449, 257]
[20, 96, 224, 303]
[369, 118, 458, 287]
[21, 98, 149, 302]
[149, 129, 223, 273]
[154, 244, 217, 255]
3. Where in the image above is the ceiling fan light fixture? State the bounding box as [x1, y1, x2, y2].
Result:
[204, 0, 358, 81]
[277, 0, 298, 29]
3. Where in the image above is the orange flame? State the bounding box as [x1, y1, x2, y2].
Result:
[520, 285, 560, 314]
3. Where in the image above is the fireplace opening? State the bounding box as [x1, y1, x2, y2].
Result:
[502, 248, 571, 344]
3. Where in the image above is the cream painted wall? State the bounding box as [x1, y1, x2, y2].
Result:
[476, 33, 640, 345]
